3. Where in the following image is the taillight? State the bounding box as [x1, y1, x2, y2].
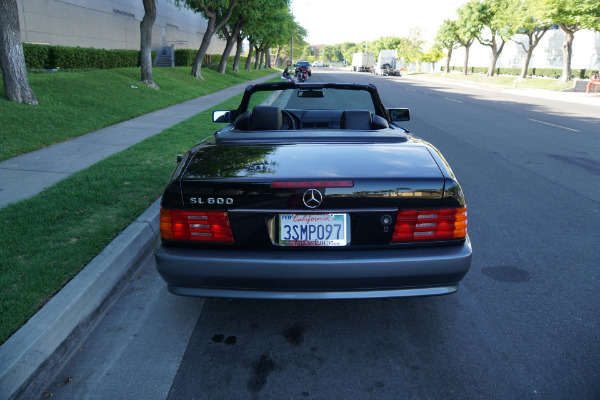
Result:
[160, 209, 234, 242]
[392, 206, 467, 242]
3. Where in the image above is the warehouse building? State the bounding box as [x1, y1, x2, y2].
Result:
[17, 0, 225, 61]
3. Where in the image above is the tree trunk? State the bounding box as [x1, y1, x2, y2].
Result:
[191, 2, 236, 78]
[520, 48, 533, 79]
[482, 36, 505, 77]
[445, 48, 452, 74]
[253, 45, 260, 69]
[274, 46, 281, 67]
[463, 44, 471, 76]
[519, 28, 548, 79]
[140, 0, 158, 89]
[0, 0, 38, 105]
[232, 34, 243, 72]
[264, 45, 271, 68]
[486, 38, 498, 76]
[559, 24, 577, 83]
[245, 39, 254, 71]
[191, 14, 215, 78]
[217, 20, 241, 74]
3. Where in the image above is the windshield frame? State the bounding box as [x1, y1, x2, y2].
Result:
[236, 82, 388, 120]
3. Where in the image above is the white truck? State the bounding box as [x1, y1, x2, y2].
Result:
[372, 50, 400, 76]
[352, 52, 375, 72]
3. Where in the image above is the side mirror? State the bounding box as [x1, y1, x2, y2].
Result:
[388, 108, 410, 122]
[213, 110, 231, 123]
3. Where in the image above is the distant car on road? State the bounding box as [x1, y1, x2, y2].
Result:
[155, 82, 472, 300]
[312, 61, 324, 67]
[296, 60, 311, 76]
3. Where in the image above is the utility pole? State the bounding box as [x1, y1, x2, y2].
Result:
[290, 34, 293, 67]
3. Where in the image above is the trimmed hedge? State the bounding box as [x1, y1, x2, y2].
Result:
[444, 66, 597, 79]
[174, 49, 247, 69]
[23, 43, 155, 70]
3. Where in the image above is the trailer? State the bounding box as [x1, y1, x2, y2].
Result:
[373, 50, 400, 76]
[352, 52, 375, 72]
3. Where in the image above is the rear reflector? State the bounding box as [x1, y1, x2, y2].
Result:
[160, 209, 234, 242]
[271, 181, 354, 188]
[392, 206, 467, 242]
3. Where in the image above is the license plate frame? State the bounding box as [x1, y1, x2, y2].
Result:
[278, 213, 349, 246]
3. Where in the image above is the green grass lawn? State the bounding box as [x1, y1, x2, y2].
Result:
[412, 71, 574, 91]
[0, 68, 277, 344]
[0, 67, 276, 161]
[0, 95, 242, 344]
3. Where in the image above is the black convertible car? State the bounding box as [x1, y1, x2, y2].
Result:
[155, 82, 471, 299]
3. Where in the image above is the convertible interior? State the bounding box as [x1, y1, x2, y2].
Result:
[233, 105, 390, 131]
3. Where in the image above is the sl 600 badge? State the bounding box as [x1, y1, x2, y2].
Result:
[189, 197, 233, 205]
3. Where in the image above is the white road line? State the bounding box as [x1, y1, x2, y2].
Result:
[526, 118, 580, 132]
[444, 97, 463, 103]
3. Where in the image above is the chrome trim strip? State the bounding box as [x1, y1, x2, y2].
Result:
[227, 208, 398, 214]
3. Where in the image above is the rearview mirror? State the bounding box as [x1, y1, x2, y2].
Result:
[213, 110, 231, 123]
[297, 90, 324, 98]
[388, 108, 410, 122]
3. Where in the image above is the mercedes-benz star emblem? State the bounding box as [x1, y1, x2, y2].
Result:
[303, 189, 323, 209]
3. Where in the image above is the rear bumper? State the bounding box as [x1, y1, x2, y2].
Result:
[155, 236, 472, 300]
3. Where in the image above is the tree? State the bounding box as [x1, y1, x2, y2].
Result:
[232, 32, 244, 71]
[238, 0, 298, 69]
[217, 18, 242, 73]
[0, 0, 37, 105]
[140, 0, 158, 89]
[538, 0, 600, 82]
[244, 35, 255, 70]
[395, 29, 425, 64]
[455, 1, 482, 75]
[435, 20, 461, 73]
[173, 0, 237, 78]
[217, 0, 266, 74]
[340, 42, 361, 63]
[507, 0, 552, 79]
[469, 0, 514, 76]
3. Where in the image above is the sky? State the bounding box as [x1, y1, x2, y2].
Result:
[291, 0, 468, 47]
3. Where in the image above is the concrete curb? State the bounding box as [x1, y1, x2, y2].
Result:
[0, 199, 161, 400]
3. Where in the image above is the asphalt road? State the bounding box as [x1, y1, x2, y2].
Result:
[45, 69, 600, 400]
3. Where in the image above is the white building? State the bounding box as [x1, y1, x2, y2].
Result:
[17, 0, 225, 55]
[448, 27, 600, 72]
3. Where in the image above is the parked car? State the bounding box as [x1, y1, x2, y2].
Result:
[155, 82, 472, 299]
[313, 61, 324, 67]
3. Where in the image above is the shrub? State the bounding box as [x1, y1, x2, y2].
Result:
[23, 43, 50, 69]
[174, 50, 248, 70]
[22, 43, 154, 70]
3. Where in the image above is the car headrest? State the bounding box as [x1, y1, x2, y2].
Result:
[250, 106, 282, 131]
[340, 110, 373, 130]
[233, 111, 252, 130]
[372, 115, 389, 129]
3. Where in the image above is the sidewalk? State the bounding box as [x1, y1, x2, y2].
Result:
[402, 74, 600, 108]
[0, 72, 278, 400]
[1, 71, 596, 399]
[0, 73, 279, 208]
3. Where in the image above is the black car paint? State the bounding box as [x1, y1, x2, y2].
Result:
[155, 82, 471, 299]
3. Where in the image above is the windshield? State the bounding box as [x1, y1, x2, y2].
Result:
[297, 61, 310, 68]
[248, 87, 376, 113]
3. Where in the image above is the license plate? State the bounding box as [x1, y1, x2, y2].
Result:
[279, 213, 348, 246]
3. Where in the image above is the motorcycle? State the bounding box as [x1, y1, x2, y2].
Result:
[295, 67, 309, 82]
